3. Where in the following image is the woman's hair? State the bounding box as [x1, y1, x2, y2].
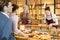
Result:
[0, 1, 9, 12]
[23, 5, 28, 9]
[0, 2, 3, 11]
[12, 4, 19, 12]
[45, 7, 50, 11]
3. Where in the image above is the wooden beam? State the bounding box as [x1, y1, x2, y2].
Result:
[54, 0, 56, 14]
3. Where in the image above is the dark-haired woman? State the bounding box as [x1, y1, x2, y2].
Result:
[9, 4, 31, 38]
[44, 7, 58, 29]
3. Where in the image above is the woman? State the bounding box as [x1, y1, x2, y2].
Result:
[20, 5, 31, 24]
[9, 4, 30, 38]
[44, 7, 58, 29]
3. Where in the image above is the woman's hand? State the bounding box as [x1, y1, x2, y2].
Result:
[23, 34, 32, 38]
[28, 20, 31, 24]
[23, 34, 29, 38]
[49, 24, 53, 29]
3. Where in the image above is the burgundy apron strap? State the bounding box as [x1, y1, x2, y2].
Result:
[50, 13, 52, 17]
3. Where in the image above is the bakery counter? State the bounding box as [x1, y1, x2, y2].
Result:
[15, 28, 51, 40]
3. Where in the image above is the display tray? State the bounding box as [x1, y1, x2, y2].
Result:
[15, 35, 60, 40]
[15, 36, 39, 40]
[15, 34, 51, 40]
[15, 30, 51, 40]
[15, 29, 60, 40]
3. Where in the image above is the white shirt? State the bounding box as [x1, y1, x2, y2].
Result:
[9, 13, 21, 34]
[44, 13, 58, 25]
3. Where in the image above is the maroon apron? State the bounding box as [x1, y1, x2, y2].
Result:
[21, 13, 29, 24]
[22, 18, 29, 24]
[46, 13, 58, 29]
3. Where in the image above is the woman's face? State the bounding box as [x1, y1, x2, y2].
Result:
[45, 10, 50, 16]
[23, 6, 28, 13]
[15, 9, 18, 14]
[7, 2, 13, 13]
